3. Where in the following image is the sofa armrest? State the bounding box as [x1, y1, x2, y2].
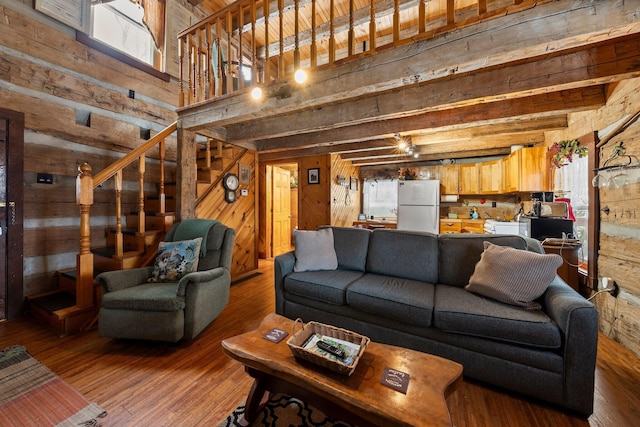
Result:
[544, 277, 598, 414]
[96, 267, 154, 293]
[179, 267, 231, 339]
[177, 267, 227, 296]
[274, 251, 296, 314]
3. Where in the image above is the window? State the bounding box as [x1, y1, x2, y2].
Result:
[363, 179, 398, 220]
[92, 0, 156, 67]
[35, 0, 166, 76]
[554, 155, 589, 271]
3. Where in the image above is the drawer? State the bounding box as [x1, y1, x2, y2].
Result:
[461, 220, 485, 234]
[440, 222, 462, 234]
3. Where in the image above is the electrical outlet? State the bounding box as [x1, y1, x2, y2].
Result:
[601, 277, 620, 298]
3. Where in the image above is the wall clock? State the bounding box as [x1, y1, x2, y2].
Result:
[223, 173, 239, 203]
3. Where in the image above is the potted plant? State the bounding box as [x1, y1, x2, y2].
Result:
[549, 139, 588, 168]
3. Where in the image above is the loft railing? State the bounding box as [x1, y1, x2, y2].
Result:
[178, 0, 529, 106]
[74, 121, 177, 309]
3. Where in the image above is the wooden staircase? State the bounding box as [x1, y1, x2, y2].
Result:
[25, 125, 242, 337]
[26, 123, 179, 336]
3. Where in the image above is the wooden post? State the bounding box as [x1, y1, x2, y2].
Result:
[294, 0, 300, 68]
[447, 0, 455, 26]
[177, 127, 197, 221]
[238, 3, 244, 90]
[369, 0, 376, 51]
[159, 140, 166, 215]
[138, 155, 146, 235]
[393, 0, 400, 43]
[114, 170, 123, 257]
[418, 0, 425, 34]
[179, 36, 185, 107]
[311, 0, 317, 67]
[278, 0, 284, 78]
[329, 0, 335, 64]
[348, 0, 354, 56]
[76, 163, 94, 309]
[264, 0, 270, 83]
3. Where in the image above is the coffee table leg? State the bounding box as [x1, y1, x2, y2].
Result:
[243, 375, 269, 423]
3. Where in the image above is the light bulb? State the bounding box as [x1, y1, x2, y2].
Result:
[250, 86, 263, 100]
[398, 141, 407, 150]
[413, 152, 419, 158]
[294, 69, 307, 84]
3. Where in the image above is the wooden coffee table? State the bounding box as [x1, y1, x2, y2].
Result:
[221, 313, 462, 426]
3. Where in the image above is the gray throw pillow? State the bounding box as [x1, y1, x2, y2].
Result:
[465, 241, 562, 310]
[293, 228, 338, 272]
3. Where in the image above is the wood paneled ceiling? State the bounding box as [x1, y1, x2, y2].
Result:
[181, 0, 640, 166]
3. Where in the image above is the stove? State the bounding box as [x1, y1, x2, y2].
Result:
[483, 220, 521, 235]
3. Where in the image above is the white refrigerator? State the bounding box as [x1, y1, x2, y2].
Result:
[397, 180, 440, 233]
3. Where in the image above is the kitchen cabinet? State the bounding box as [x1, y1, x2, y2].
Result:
[519, 146, 552, 192]
[440, 218, 485, 234]
[501, 151, 519, 192]
[439, 164, 459, 195]
[458, 163, 479, 194]
[479, 159, 502, 194]
[501, 147, 552, 193]
[461, 219, 485, 234]
[439, 219, 462, 234]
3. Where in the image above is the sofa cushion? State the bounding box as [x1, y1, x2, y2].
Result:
[366, 229, 439, 283]
[321, 226, 371, 272]
[465, 241, 562, 310]
[284, 270, 364, 305]
[293, 228, 338, 272]
[102, 282, 185, 312]
[148, 238, 202, 283]
[346, 273, 435, 327]
[438, 234, 529, 287]
[433, 285, 561, 349]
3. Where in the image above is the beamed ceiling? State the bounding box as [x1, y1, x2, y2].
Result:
[180, 0, 640, 166]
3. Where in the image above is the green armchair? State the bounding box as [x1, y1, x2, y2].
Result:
[96, 220, 235, 342]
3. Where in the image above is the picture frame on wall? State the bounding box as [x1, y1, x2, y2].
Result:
[239, 163, 251, 185]
[308, 168, 320, 185]
[350, 176, 358, 191]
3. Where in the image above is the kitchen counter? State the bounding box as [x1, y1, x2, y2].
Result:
[353, 220, 397, 229]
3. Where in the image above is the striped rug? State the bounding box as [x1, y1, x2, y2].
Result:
[0, 345, 107, 427]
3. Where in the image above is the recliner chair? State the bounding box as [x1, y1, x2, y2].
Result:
[96, 220, 235, 342]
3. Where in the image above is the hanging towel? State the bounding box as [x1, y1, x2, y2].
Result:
[173, 219, 219, 256]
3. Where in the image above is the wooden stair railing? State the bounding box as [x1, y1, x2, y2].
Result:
[178, 0, 538, 106]
[75, 121, 177, 310]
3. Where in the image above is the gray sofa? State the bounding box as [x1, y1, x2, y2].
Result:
[274, 227, 598, 415]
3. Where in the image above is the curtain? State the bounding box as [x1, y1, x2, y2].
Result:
[130, 0, 166, 51]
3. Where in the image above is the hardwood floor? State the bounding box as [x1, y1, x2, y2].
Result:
[1, 259, 639, 427]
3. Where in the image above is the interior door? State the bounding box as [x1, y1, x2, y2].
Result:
[272, 166, 291, 257]
[0, 109, 24, 321]
[0, 119, 6, 320]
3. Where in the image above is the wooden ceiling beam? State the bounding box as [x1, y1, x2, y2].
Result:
[351, 147, 512, 166]
[254, 86, 602, 152]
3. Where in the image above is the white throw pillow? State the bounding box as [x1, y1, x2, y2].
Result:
[293, 228, 338, 272]
[465, 241, 562, 310]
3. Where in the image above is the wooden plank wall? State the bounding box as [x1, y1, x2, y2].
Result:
[545, 78, 640, 358]
[0, 1, 202, 296]
[330, 154, 361, 227]
[298, 156, 331, 230]
[195, 150, 259, 279]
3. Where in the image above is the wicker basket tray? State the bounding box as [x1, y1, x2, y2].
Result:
[286, 319, 370, 376]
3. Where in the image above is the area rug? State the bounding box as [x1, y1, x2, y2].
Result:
[218, 393, 356, 427]
[0, 345, 107, 427]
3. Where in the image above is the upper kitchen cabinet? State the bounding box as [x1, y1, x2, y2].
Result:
[459, 163, 480, 194]
[501, 147, 552, 193]
[440, 164, 459, 195]
[479, 159, 502, 194]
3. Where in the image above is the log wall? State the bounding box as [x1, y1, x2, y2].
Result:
[0, 2, 263, 304]
[545, 78, 640, 358]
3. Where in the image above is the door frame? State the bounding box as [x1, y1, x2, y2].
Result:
[0, 108, 24, 320]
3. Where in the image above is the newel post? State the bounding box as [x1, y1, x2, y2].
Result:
[76, 163, 94, 309]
